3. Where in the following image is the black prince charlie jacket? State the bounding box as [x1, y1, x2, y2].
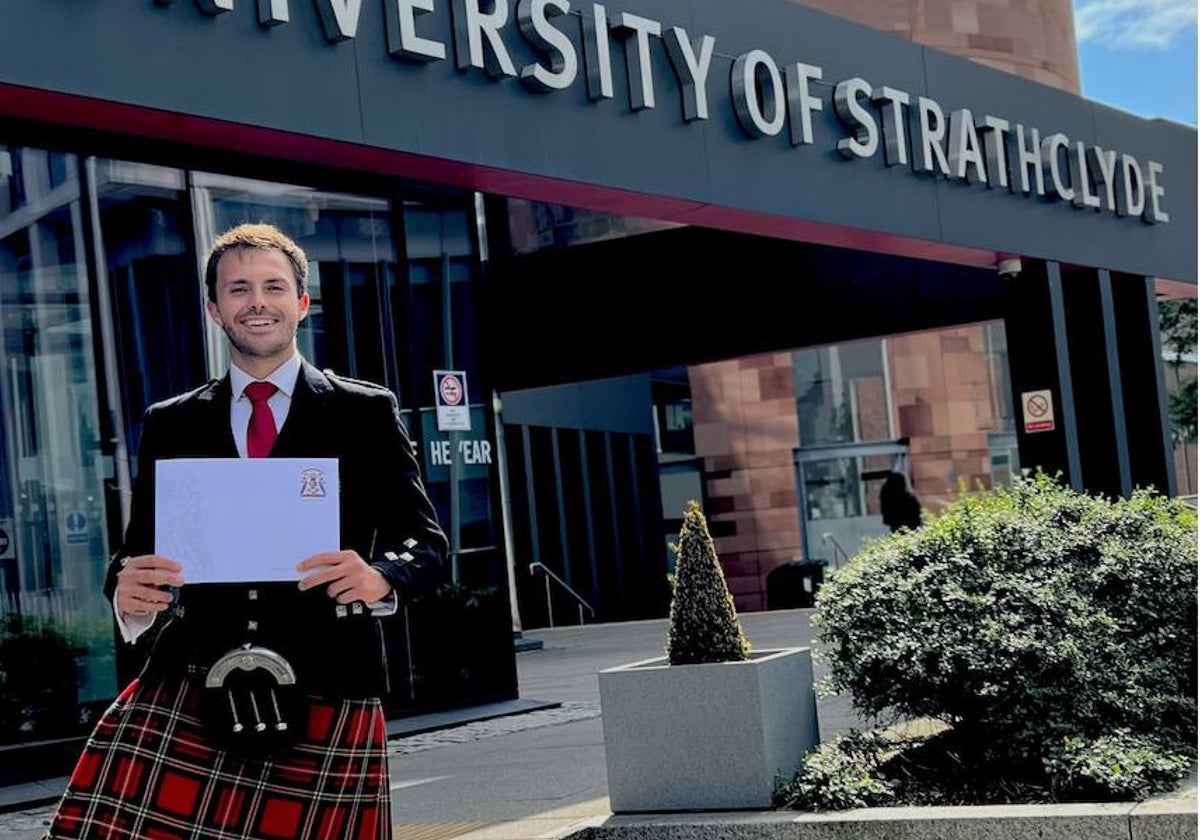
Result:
[103, 361, 449, 699]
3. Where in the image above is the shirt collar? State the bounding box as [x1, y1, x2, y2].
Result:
[230, 352, 303, 401]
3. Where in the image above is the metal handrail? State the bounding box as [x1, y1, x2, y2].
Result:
[529, 562, 596, 627]
[820, 532, 851, 569]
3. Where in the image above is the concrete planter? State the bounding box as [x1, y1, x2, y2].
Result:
[598, 647, 820, 812]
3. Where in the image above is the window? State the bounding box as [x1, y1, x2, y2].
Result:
[794, 339, 892, 446]
[0, 147, 117, 745]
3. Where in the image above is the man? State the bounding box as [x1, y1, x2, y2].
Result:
[46, 223, 447, 840]
[880, 470, 922, 533]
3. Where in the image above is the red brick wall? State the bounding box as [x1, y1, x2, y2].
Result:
[888, 326, 1002, 513]
[790, 0, 1080, 93]
[688, 325, 1009, 612]
[689, 354, 801, 613]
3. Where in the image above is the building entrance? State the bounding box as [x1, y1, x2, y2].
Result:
[794, 440, 909, 570]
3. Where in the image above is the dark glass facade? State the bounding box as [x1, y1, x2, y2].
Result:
[0, 146, 504, 778]
[0, 151, 118, 757]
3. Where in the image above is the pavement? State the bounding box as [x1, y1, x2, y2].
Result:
[0, 608, 1194, 840]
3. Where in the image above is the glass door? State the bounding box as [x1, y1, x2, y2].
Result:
[793, 441, 909, 569]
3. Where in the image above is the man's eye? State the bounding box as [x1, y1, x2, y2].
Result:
[229, 287, 247, 295]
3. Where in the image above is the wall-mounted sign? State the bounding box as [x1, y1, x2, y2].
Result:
[429, 438, 494, 465]
[0, 517, 13, 560]
[64, 510, 89, 544]
[150, 0, 1172, 227]
[5, 1, 1194, 282]
[1022, 389, 1056, 434]
[434, 369, 472, 431]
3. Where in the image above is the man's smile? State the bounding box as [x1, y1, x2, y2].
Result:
[240, 315, 280, 329]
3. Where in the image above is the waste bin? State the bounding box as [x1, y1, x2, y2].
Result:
[766, 560, 826, 610]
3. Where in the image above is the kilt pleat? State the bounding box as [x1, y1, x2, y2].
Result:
[45, 678, 390, 840]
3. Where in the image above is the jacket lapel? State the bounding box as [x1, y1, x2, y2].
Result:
[271, 361, 335, 458]
[194, 376, 239, 458]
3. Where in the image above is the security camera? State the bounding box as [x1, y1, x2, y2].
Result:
[996, 257, 1023, 277]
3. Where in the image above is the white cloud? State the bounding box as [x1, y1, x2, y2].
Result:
[1075, 0, 1197, 48]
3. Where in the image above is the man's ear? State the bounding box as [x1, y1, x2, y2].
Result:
[298, 293, 311, 323]
[205, 299, 221, 323]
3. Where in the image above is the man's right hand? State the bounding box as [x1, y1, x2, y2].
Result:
[115, 556, 184, 615]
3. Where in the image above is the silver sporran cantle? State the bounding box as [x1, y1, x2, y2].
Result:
[199, 644, 307, 755]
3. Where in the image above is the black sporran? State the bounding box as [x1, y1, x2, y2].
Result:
[197, 645, 308, 757]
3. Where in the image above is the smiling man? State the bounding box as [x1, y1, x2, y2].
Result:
[207, 242, 312, 377]
[44, 223, 448, 840]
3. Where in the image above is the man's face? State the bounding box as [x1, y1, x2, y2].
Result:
[207, 248, 310, 374]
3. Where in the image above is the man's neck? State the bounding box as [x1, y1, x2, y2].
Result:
[230, 350, 297, 381]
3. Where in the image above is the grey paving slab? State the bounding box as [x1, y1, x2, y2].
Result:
[0, 781, 65, 814]
[572, 803, 1187, 840]
[387, 698, 561, 738]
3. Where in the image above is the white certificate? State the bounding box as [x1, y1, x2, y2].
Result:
[155, 458, 340, 584]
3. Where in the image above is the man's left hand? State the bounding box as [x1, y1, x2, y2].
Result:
[297, 551, 392, 603]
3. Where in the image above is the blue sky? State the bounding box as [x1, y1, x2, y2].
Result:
[1073, 0, 1197, 125]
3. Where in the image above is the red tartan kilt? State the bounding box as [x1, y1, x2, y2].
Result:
[47, 678, 390, 840]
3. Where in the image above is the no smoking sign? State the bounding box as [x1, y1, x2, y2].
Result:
[439, 374, 463, 406]
[433, 370, 471, 432]
[1021, 389, 1056, 433]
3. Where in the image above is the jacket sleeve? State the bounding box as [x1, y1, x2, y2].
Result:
[367, 391, 449, 606]
[103, 407, 162, 603]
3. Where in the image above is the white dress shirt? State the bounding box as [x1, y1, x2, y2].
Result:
[228, 352, 303, 458]
[116, 353, 395, 643]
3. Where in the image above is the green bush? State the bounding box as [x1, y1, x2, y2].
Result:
[775, 731, 894, 811]
[666, 501, 750, 665]
[1046, 730, 1191, 801]
[0, 615, 84, 741]
[810, 473, 1196, 801]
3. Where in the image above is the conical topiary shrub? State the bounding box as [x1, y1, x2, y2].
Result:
[667, 501, 750, 665]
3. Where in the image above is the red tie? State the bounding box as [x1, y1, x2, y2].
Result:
[244, 381, 279, 458]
